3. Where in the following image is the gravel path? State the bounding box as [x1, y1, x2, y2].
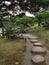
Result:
[23, 34, 34, 65]
[23, 39, 33, 65]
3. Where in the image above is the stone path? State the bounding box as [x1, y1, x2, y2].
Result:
[23, 34, 47, 65]
[30, 40, 38, 43]
[23, 38, 33, 65]
[31, 46, 46, 54]
[46, 50, 49, 65]
[33, 42, 44, 47]
[32, 55, 45, 65]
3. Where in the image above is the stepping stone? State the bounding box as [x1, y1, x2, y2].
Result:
[31, 47, 46, 54]
[33, 42, 44, 47]
[32, 55, 45, 65]
[28, 36, 38, 39]
[30, 40, 38, 43]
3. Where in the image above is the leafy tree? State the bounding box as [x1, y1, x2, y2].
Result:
[3, 19, 18, 38]
[36, 12, 49, 28]
[17, 0, 26, 10]
[0, 0, 17, 38]
[27, 0, 49, 12]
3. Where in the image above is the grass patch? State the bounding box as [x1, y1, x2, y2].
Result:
[33, 26, 49, 48]
[0, 38, 25, 65]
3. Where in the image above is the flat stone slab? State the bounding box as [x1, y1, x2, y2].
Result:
[30, 40, 38, 43]
[31, 47, 46, 54]
[33, 42, 44, 47]
[32, 55, 45, 65]
[28, 36, 38, 39]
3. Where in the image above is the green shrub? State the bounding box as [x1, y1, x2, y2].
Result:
[36, 12, 49, 28]
[15, 16, 34, 27]
[3, 17, 11, 22]
[2, 16, 35, 38]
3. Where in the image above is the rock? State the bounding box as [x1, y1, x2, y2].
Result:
[33, 42, 44, 47]
[30, 40, 38, 43]
[31, 47, 46, 54]
[32, 55, 45, 65]
[15, 62, 19, 65]
[28, 36, 38, 39]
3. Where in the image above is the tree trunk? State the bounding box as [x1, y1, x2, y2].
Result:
[2, 27, 4, 38]
[1, 20, 4, 38]
[38, 18, 42, 26]
[38, 20, 41, 26]
[45, 18, 47, 24]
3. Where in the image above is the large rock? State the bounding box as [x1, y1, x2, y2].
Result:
[31, 47, 46, 54]
[30, 40, 38, 43]
[33, 42, 44, 47]
[32, 55, 45, 65]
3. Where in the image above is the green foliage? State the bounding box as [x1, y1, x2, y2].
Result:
[14, 16, 34, 33]
[15, 16, 34, 27]
[36, 12, 49, 19]
[3, 16, 16, 23]
[28, 0, 49, 11]
[3, 17, 16, 38]
[10, 16, 16, 23]
[34, 26, 49, 48]
[3, 17, 11, 22]
[36, 12, 49, 27]
[28, 0, 49, 3]
[2, 16, 35, 38]
[4, 22, 21, 38]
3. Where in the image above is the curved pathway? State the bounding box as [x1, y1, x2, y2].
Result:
[23, 34, 34, 65]
[23, 34, 47, 65]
